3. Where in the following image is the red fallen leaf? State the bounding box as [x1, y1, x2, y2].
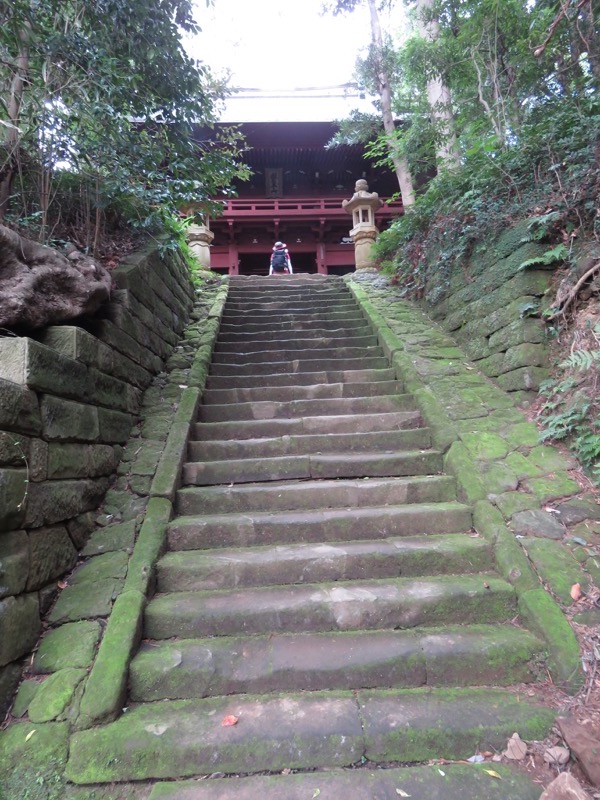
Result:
[570, 583, 582, 601]
[221, 715, 239, 727]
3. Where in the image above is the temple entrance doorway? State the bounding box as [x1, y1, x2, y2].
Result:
[237, 251, 318, 277]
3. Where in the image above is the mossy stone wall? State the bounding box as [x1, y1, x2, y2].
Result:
[419, 220, 552, 398]
[0, 243, 195, 713]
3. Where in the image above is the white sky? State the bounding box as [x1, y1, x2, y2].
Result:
[186, 0, 408, 121]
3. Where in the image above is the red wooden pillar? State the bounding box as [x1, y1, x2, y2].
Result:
[317, 243, 327, 275]
[228, 244, 239, 275]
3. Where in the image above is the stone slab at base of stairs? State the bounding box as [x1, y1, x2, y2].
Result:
[148, 763, 542, 800]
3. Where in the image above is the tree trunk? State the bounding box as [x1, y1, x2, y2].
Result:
[366, 0, 416, 207]
[416, 0, 461, 169]
[0, 27, 30, 221]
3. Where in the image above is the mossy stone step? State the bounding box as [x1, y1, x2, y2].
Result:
[223, 300, 358, 313]
[220, 308, 365, 322]
[214, 333, 380, 353]
[147, 763, 542, 800]
[205, 366, 397, 390]
[144, 573, 515, 639]
[187, 427, 431, 461]
[200, 378, 402, 405]
[197, 393, 415, 422]
[156, 533, 491, 592]
[216, 325, 374, 344]
[219, 318, 370, 333]
[176, 475, 455, 515]
[210, 344, 384, 365]
[191, 410, 423, 441]
[183, 448, 442, 485]
[209, 355, 390, 375]
[66, 688, 554, 784]
[130, 624, 544, 701]
[168, 501, 472, 549]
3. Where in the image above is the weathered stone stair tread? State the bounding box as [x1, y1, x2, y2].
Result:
[197, 393, 415, 422]
[223, 300, 358, 313]
[205, 367, 397, 390]
[211, 345, 383, 364]
[157, 533, 490, 591]
[192, 410, 422, 440]
[168, 501, 472, 548]
[214, 334, 380, 353]
[219, 310, 366, 326]
[66, 688, 554, 783]
[147, 763, 542, 800]
[216, 326, 375, 344]
[183, 448, 442, 485]
[144, 573, 514, 638]
[177, 475, 456, 515]
[210, 355, 389, 375]
[130, 624, 544, 701]
[219, 319, 370, 334]
[187, 427, 431, 461]
[201, 379, 402, 405]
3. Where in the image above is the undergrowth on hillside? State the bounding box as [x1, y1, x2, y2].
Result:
[373, 95, 600, 301]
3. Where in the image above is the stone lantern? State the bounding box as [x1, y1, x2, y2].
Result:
[342, 178, 384, 271]
[186, 223, 214, 269]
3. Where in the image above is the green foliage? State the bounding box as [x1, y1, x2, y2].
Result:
[0, 0, 247, 250]
[538, 328, 600, 484]
[519, 244, 570, 271]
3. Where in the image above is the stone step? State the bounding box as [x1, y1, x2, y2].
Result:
[191, 410, 423, 440]
[219, 310, 365, 326]
[157, 533, 491, 592]
[66, 688, 554, 783]
[144, 573, 514, 639]
[205, 367, 397, 390]
[209, 355, 390, 375]
[130, 624, 543, 701]
[169, 502, 472, 551]
[177, 475, 456, 515]
[200, 379, 402, 406]
[146, 764, 543, 800]
[218, 318, 370, 334]
[197, 394, 416, 422]
[216, 326, 372, 343]
[224, 299, 358, 313]
[210, 344, 384, 365]
[214, 333, 380, 353]
[182, 448, 442, 485]
[188, 427, 431, 461]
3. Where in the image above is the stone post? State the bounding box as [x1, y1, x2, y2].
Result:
[342, 179, 384, 271]
[186, 224, 214, 269]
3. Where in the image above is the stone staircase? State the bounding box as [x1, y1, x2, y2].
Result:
[67, 275, 555, 798]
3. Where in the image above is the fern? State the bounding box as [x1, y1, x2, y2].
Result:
[520, 211, 562, 243]
[559, 349, 600, 371]
[519, 243, 569, 270]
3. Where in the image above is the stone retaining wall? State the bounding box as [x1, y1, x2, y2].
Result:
[0, 243, 195, 712]
[418, 220, 553, 398]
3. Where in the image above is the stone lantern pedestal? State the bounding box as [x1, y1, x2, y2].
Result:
[342, 179, 384, 271]
[186, 224, 214, 269]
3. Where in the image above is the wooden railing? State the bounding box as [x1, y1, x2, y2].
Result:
[214, 196, 403, 218]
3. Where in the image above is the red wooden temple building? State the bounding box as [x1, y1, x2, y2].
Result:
[204, 121, 403, 277]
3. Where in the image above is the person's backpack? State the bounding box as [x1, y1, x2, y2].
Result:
[271, 249, 287, 271]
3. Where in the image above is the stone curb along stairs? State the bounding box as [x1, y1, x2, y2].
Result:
[64, 274, 580, 797]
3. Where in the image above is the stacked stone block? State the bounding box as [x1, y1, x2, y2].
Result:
[421, 221, 552, 398]
[0, 244, 195, 713]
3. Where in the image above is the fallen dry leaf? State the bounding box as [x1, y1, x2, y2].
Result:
[221, 715, 239, 727]
[570, 583, 582, 601]
[484, 769, 502, 779]
[24, 730, 36, 742]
